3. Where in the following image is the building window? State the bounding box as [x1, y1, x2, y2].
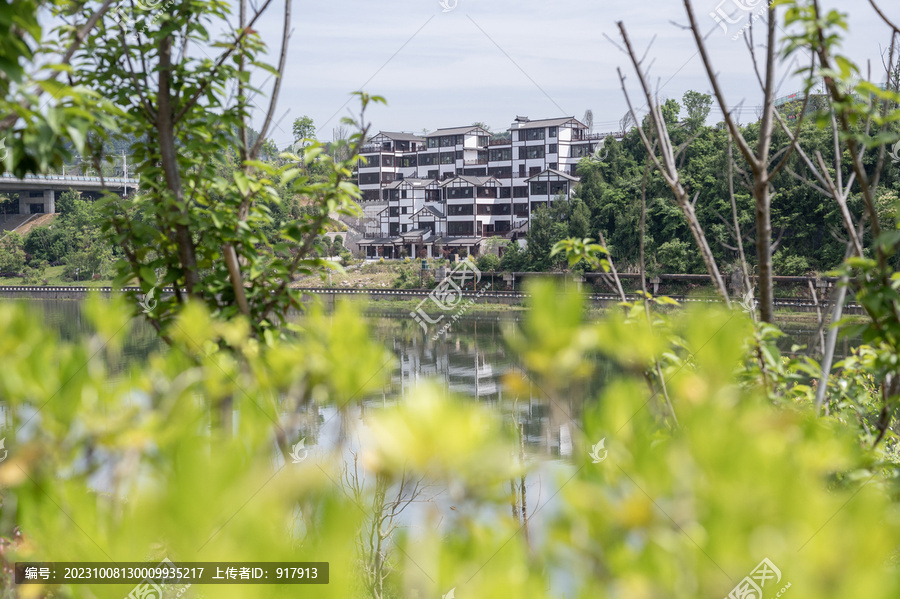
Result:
[448, 221, 474, 236]
[358, 173, 380, 185]
[517, 130, 527, 141]
[382, 155, 394, 167]
[440, 136, 454, 147]
[425, 190, 440, 202]
[549, 163, 558, 171]
[401, 207, 408, 214]
[361, 154, 380, 167]
[456, 135, 464, 145]
[420, 153, 437, 166]
[513, 186, 528, 198]
[446, 187, 474, 200]
[549, 127, 557, 137]
[526, 129, 545, 141]
[526, 146, 545, 159]
[518, 164, 526, 177]
[514, 203, 528, 216]
[402, 224, 408, 232]
[455, 150, 463, 160]
[531, 201, 548, 212]
[428, 170, 439, 179]
[530, 182, 548, 195]
[489, 148, 512, 161]
[401, 190, 408, 199]
[428, 137, 438, 148]
[572, 144, 591, 158]
[499, 187, 511, 198]
[549, 182, 567, 196]
[548, 144, 557, 154]
[477, 204, 493, 215]
[441, 153, 455, 165]
[529, 166, 541, 177]
[389, 207, 399, 216]
[447, 204, 474, 216]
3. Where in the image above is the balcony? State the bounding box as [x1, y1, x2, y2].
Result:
[584, 131, 625, 141]
[361, 144, 391, 154]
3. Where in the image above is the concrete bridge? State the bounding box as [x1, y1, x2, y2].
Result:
[0, 173, 139, 214]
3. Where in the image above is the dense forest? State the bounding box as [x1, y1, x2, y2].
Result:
[506, 92, 900, 275]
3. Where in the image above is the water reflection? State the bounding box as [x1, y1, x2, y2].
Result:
[3, 299, 860, 461]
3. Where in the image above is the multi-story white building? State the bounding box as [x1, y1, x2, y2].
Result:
[357, 116, 615, 259]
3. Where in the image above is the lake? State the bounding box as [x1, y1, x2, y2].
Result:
[6, 298, 853, 458]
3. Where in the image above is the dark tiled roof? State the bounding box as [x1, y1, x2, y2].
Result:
[524, 168, 580, 182]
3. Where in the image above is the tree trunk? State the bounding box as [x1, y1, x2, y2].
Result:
[753, 180, 773, 322]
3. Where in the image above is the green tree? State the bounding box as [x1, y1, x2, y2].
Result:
[54, 188, 81, 217]
[568, 198, 591, 239]
[0, 232, 26, 273]
[499, 240, 528, 272]
[681, 90, 713, 133]
[293, 115, 317, 148]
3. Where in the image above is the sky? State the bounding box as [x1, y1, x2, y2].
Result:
[243, 0, 898, 148]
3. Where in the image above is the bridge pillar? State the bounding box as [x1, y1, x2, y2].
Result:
[16, 189, 54, 214]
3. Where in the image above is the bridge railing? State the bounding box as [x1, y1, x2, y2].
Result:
[1, 173, 139, 185]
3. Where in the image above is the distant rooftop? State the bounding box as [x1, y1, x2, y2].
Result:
[509, 116, 586, 129]
[425, 125, 490, 137]
[374, 131, 426, 142]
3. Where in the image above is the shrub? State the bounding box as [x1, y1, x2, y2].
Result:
[475, 253, 501, 272]
[773, 249, 811, 276]
[21, 261, 47, 284]
[656, 239, 702, 273]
